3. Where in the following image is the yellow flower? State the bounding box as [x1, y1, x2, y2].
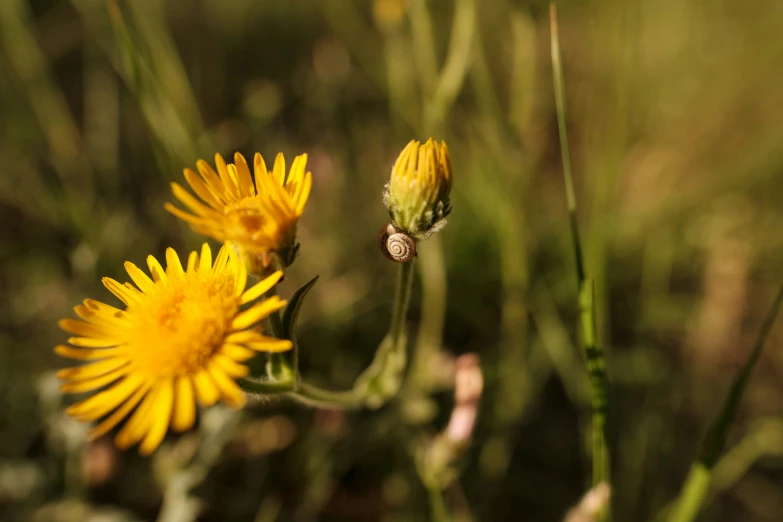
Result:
[165, 152, 312, 271]
[56, 242, 292, 455]
[383, 139, 452, 240]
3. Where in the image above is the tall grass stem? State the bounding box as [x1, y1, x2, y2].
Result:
[549, 2, 611, 511]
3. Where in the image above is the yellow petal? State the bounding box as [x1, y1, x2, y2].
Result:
[102, 278, 141, 306]
[59, 318, 113, 339]
[227, 164, 241, 194]
[165, 248, 185, 281]
[267, 175, 296, 214]
[67, 336, 121, 348]
[212, 354, 249, 378]
[59, 365, 129, 393]
[124, 262, 155, 294]
[245, 338, 293, 353]
[114, 384, 159, 449]
[147, 255, 167, 283]
[57, 357, 129, 382]
[294, 172, 312, 215]
[74, 300, 126, 325]
[183, 167, 222, 209]
[199, 243, 213, 274]
[233, 152, 255, 197]
[171, 377, 196, 433]
[193, 370, 220, 406]
[88, 381, 150, 440]
[213, 242, 232, 272]
[214, 153, 240, 199]
[227, 245, 247, 297]
[196, 159, 228, 202]
[139, 379, 174, 455]
[272, 153, 286, 186]
[208, 362, 246, 408]
[186, 251, 199, 273]
[219, 343, 256, 362]
[55, 345, 122, 360]
[253, 153, 269, 195]
[170, 182, 219, 217]
[240, 271, 283, 305]
[224, 330, 263, 344]
[286, 154, 306, 185]
[67, 374, 144, 420]
[231, 296, 286, 330]
[163, 202, 212, 227]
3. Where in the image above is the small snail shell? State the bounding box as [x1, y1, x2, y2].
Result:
[378, 223, 416, 263]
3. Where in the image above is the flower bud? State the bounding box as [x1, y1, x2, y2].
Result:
[383, 139, 452, 240]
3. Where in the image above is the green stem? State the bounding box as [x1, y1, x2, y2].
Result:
[427, 485, 451, 522]
[550, 2, 611, 514]
[667, 282, 783, 522]
[287, 260, 416, 409]
[237, 377, 294, 395]
[287, 382, 365, 410]
[666, 465, 711, 522]
[580, 281, 610, 487]
[411, 237, 446, 389]
[390, 259, 416, 344]
[263, 285, 295, 384]
[550, 3, 583, 280]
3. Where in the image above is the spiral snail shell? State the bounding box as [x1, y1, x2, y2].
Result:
[378, 223, 416, 263]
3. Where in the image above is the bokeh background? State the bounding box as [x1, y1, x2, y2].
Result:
[2, 0, 783, 520]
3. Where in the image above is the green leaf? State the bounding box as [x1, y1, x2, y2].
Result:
[667, 282, 783, 522]
[282, 275, 319, 344]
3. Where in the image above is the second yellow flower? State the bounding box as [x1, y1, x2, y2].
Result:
[165, 152, 312, 271]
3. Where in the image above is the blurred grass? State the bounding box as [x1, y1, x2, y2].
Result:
[2, 0, 783, 521]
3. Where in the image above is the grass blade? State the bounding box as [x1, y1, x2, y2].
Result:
[668, 282, 783, 522]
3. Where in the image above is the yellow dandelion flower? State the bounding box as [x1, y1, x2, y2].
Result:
[383, 139, 452, 240]
[164, 152, 312, 271]
[56, 242, 292, 455]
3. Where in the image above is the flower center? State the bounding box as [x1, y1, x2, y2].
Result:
[126, 272, 238, 377]
[225, 198, 276, 242]
[223, 197, 297, 255]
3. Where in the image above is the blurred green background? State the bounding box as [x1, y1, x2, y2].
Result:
[2, 0, 783, 520]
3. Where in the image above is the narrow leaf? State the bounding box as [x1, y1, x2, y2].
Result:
[282, 275, 319, 344]
[668, 282, 783, 522]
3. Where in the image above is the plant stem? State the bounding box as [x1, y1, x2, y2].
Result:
[263, 285, 295, 384]
[390, 259, 416, 344]
[287, 382, 365, 410]
[237, 377, 294, 395]
[428, 485, 451, 522]
[550, 1, 611, 512]
[550, 3, 582, 279]
[666, 465, 711, 522]
[411, 237, 447, 389]
[580, 281, 610, 487]
[667, 282, 783, 522]
[287, 260, 416, 409]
